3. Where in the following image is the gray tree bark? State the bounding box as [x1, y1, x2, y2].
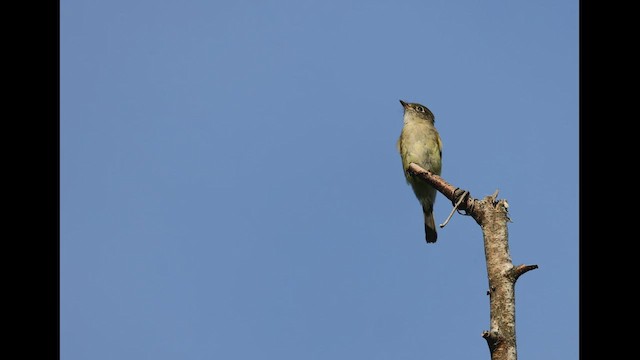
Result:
[407, 163, 538, 360]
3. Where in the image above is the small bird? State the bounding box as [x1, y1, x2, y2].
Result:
[397, 100, 443, 243]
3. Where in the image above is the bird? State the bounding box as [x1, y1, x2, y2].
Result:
[397, 100, 443, 243]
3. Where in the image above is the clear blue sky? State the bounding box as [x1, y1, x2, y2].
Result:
[60, 1, 578, 359]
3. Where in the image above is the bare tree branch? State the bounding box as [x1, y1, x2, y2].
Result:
[406, 163, 538, 360]
[513, 264, 539, 282]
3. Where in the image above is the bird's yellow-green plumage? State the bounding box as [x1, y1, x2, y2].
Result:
[397, 100, 442, 243]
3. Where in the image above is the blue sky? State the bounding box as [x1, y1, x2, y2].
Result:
[60, 1, 578, 359]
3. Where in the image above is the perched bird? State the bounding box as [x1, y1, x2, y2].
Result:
[397, 100, 443, 243]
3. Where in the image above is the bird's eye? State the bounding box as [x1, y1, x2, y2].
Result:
[416, 106, 425, 113]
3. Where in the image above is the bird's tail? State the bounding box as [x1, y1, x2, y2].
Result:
[423, 209, 438, 243]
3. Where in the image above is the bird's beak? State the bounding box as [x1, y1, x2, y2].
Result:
[399, 100, 408, 109]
